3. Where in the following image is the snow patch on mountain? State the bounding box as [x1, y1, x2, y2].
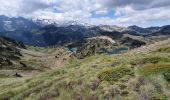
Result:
[3, 21, 15, 31]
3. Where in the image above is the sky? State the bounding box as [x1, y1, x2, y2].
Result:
[0, 0, 170, 27]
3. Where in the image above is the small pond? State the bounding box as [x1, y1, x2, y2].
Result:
[67, 47, 77, 52]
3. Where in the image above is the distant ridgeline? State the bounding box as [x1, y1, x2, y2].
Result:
[0, 16, 170, 46]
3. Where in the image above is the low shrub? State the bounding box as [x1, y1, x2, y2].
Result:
[131, 56, 170, 65]
[150, 93, 168, 100]
[163, 71, 170, 81]
[158, 47, 170, 53]
[120, 90, 129, 96]
[98, 66, 134, 82]
[140, 64, 170, 75]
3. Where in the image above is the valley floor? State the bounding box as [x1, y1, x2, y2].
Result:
[0, 39, 170, 100]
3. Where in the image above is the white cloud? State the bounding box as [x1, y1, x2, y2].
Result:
[112, 6, 170, 27]
[0, 0, 169, 26]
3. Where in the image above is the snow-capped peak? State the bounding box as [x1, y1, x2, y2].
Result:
[32, 18, 93, 27]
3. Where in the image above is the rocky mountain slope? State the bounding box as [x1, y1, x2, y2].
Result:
[0, 15, 40, 32]
[128, 25, 162, 35]
[0, 35, 26, 69]
[70, 36, 116, 58]
[67, 35, 147, 58]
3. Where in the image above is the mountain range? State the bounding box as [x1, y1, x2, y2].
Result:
[0, 15, 170, 46]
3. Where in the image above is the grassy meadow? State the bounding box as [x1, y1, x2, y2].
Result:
[0, 45, 170, 100]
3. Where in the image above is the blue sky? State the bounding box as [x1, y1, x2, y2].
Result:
[91, 9, 116, 18]
[0, 0, 170, 27]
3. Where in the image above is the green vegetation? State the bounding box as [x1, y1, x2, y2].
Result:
[98, 66, 134, 82]
[0, 37, 170, 99]
[131, 55, 170, 65]
[158, 47, 170, 53]
[163, 71, 170, 81]
[150, 92, 168, 100]
[140, 64, 170, 75]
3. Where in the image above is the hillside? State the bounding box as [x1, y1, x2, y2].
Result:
[68, 36, 117, 58]
[0, 36, 73, 77]
[0, 36, 25, 69]
[0, 37, 170, 99]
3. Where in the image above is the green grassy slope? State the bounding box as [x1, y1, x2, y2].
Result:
[0, 39, 170, 100]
